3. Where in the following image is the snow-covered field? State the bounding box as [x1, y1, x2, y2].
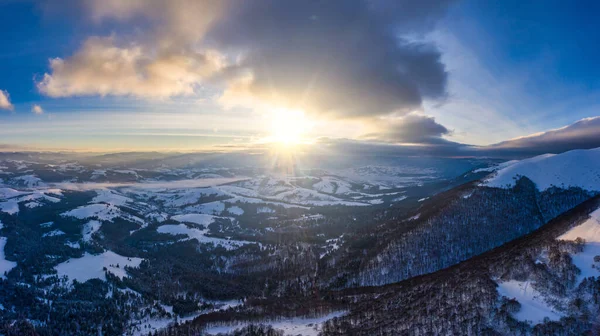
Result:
[496, 280, 562, 324]
[204, 311, 346, 336]
[54, 251, 143, 282]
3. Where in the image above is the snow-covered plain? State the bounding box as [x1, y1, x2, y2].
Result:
[496, 280, 562, 324]
[485, 148, 600, 191]
[54, 251, 143, 282]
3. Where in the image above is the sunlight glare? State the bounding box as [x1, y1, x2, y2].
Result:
[268, 108, 311, 146]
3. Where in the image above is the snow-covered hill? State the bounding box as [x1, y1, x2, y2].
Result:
[485, 148, 600, 191]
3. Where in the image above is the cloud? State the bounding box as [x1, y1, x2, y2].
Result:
[482, 117, 600, 157]
[38, 0, 454, 120]
[32, 104, 43, 114]
[0, 90, 14, 111]
[361, 113, 451, 144]
[37, 36, 227, 98]
[210, 0, 452, 119]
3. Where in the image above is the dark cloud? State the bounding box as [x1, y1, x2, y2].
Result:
[362, 113, 451, 144]
[206, 0, 453, 118]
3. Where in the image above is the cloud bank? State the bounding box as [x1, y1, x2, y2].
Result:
[483, 117, 600, 156]
[318, 116, 600, 159]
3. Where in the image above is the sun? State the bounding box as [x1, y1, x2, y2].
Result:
[268, 108, 310, 146]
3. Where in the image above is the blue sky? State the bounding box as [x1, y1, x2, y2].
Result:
[1, 0, 600, 154]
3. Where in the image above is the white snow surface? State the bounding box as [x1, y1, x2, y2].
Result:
[558, 207, 600, 282]
[497, 280, 562, 324]
[0, 237, 16, 279]
[205, 311, 346, 336]
[171, 214, 216, 226]
[485, 148, 600, 191]
[227, 206, 244, 215]
[54, 251, 143, 282]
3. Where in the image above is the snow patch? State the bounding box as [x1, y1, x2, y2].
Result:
[227, 206, 244, 215]
[62, 203, 143, 224]
[0, 237, 16, 279]
[42, 229, 65, 237]
[171, 214, 216, 226]
[156, 224, 250, 250]
[82, 220, 102, 242]
[497, 280, 562, 324]
[54, 251, 143, 282]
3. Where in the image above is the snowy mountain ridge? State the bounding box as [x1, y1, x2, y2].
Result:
[484, 147, 600, 191]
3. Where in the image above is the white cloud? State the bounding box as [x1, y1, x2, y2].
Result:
[37, 37, 226, 98]
[0, 90, 14, 111]
[32, 104, 44, 114]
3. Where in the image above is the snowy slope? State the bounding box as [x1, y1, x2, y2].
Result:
[485, 148, 600, 191]
[558, 207, 600, 282]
